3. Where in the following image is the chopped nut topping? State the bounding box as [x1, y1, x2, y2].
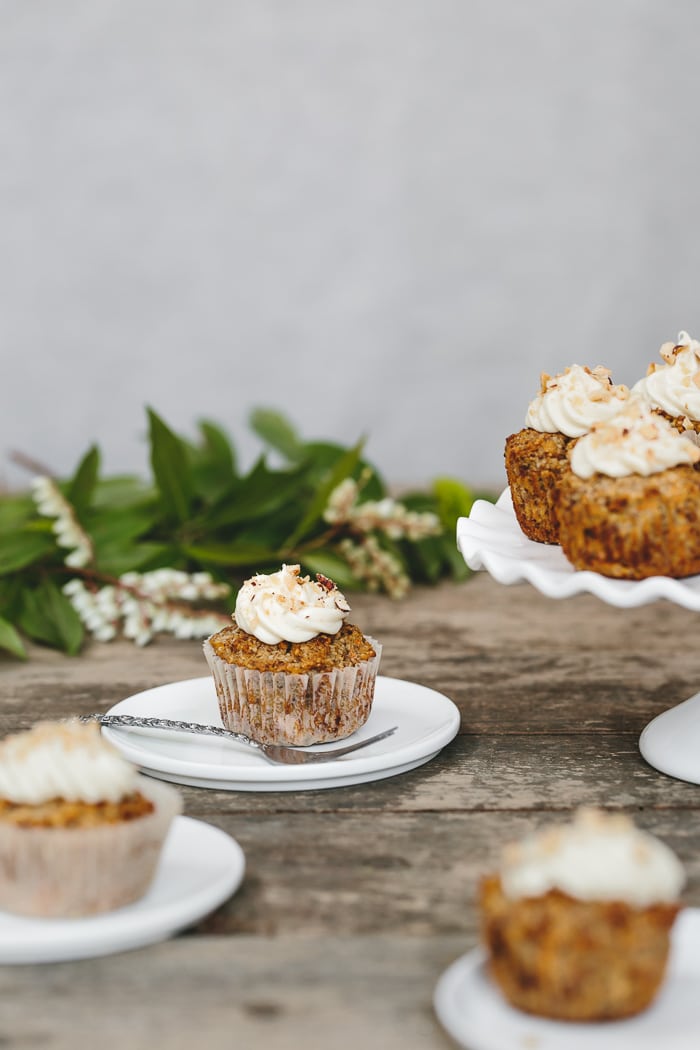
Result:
[660, 340, 683, 364]
[590, 365, 613, 384]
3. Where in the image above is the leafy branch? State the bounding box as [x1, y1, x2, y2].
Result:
[0, 408, 488, 658]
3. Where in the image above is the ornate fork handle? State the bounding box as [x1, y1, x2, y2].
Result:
[79, 714, 264, 751]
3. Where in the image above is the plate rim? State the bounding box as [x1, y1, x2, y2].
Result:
[0, 815, 245, 964]
[102, 674, 461, 786]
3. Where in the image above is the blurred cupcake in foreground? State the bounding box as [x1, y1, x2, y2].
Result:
[204, 564, 381, 746]
[0, 721, 181, 918]
[555, 397, 700, 579]
[633, 330, 700, 437]
[479, 808, 684, 1021]
[505, 365, 630, 544]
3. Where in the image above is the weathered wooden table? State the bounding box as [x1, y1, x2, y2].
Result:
[1, 575, 699, 1049]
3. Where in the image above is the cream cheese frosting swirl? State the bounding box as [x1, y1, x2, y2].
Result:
[0, 721, 139, 805]
[500, 808, 685, 906]
[633, 331, 700, 422]
[526, 364, 630, 437]
[235, 563, 351, 645]
[570, 398, 700, 479]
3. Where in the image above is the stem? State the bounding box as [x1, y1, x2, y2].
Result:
[10, 450, 56, 477]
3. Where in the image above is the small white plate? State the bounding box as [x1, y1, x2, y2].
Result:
[457, 489, 700, 609]
[434, 908, 700, 1050]
[102, 675, 461, 792]
[0, 817, 245, 964]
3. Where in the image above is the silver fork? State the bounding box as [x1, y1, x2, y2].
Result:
[79, 714, 398, 766]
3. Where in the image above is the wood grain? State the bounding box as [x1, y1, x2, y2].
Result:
[1, 574, 698, 1048]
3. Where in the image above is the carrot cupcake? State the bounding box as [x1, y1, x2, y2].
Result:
[556, 398, 700, 579]
[479, 808, 684, 1021]
[0, 720, 182, 918]
[633, 330, 700, 436]
[505, 365, 630, 544]
[203, 564, 381, 746]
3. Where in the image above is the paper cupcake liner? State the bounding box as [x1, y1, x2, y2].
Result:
[203, 636, 382, 746]
[0, 777, 182, 918]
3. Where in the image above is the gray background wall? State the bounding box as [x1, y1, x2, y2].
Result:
[2, 1, 700, 491]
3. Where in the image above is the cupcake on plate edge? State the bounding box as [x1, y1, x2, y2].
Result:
[505, 364, 630, 544]
[0, 720, 182, 918]
[203, 564, 381, 746]
[479, 808, 684, 1021]
[554, 397, 700, 579]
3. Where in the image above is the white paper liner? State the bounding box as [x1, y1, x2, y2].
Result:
[203, 635, 382, 745]
[0, 777, 182, 918]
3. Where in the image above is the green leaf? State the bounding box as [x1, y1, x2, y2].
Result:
[0, 494, 34, 532]
[405, 536, 444, 584]
[250, 408, 304, 463]
[182, 543, 277, 567]
[0, 531, 56, 575]
[441, 540, 471, 582]
[68, 445, 100, 518]
[147, 407, 193, 525]
[284, 438, 365, 549]
[88, 507, 157, 548]
[296, 441, 387, 501]
[92, 475, 155, 511]
[185, 420, 238, 502]
[97, 542, 174, 576]
[199, 420, 237, 474]
[300, 550, 361, 590]
[203, 458, 308, 530]
[431, 477, 475, 531]
[19, 580, 84, 655]
[0, 615, 27, 659]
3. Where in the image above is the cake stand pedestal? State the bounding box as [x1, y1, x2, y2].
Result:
[457, 491, 700, 787]
[639, 693, 700, 785]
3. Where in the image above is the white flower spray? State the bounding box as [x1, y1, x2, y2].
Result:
[32, 476, 93, 568]
[32, 475, 230, 646]
[323, 475, 441, 596]
[63, 572, 229, 647]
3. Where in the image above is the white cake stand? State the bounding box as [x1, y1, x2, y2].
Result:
[457, 490, 700, 786]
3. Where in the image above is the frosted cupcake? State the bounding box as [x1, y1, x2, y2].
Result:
[556, 398, 700, 579]
[203, 564, 381, 746]
[0, 721, 182, 918]
[505, 365, 630, 543]
[479, 808, 684, 1021]
[633, 330, 700, 436]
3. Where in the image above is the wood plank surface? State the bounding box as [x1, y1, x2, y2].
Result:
[1, 574, 699, 1049]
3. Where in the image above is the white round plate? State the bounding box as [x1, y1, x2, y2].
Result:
[0, 817, 244, 964]
[457, 489, 700, 609]
[434, 908, 700, 1050]
[102, 675, 461, 792]
[640, 692, 700, 785]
